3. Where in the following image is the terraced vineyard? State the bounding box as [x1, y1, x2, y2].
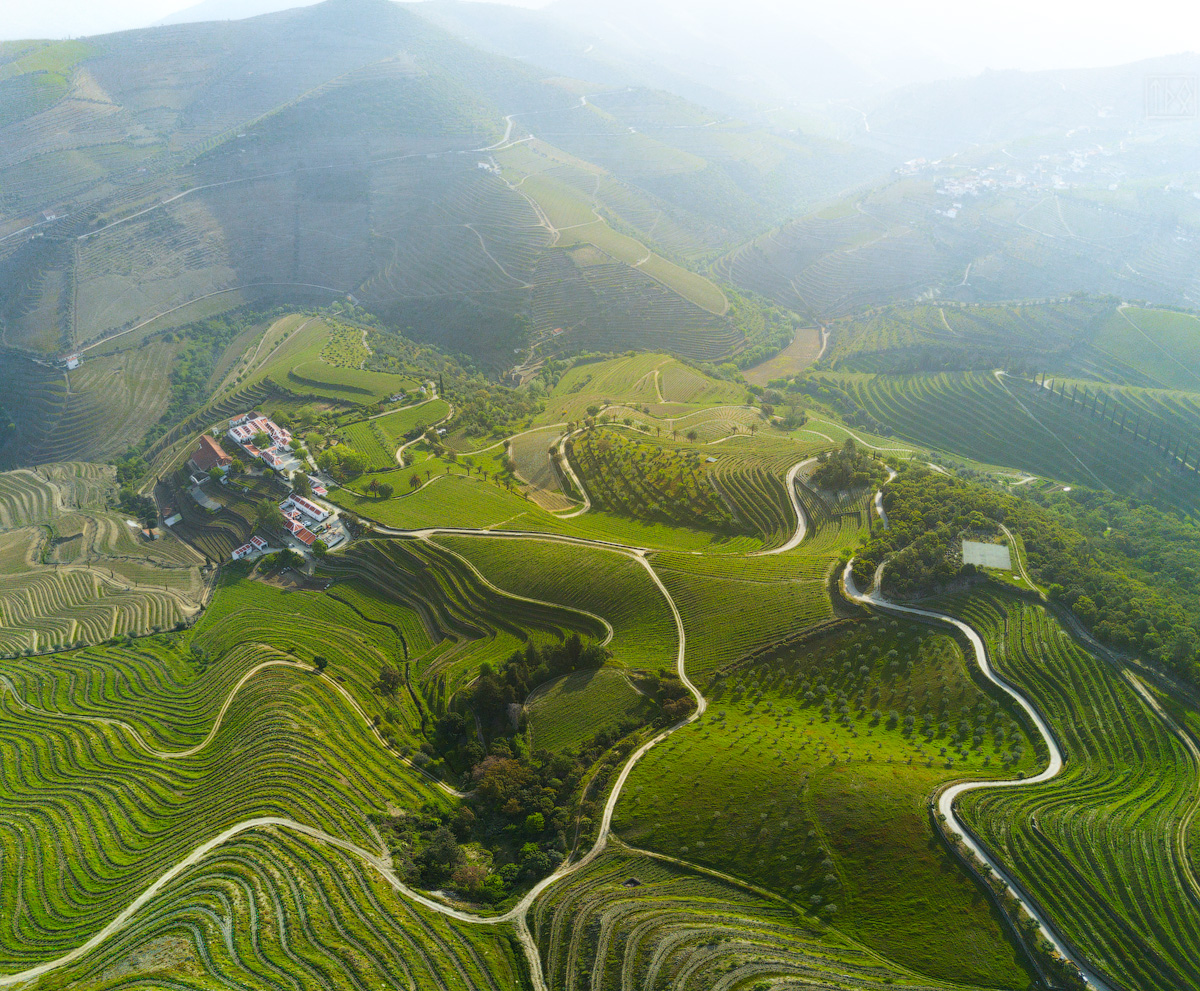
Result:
[332, 399, 452, 471]
[0, 628, 447, 973]
[820, 369, 1200, 513]
[374, 399, 451, 448]
[0, 463, 205, 652]
[339, 419, 401, 471]
[0, 342, 184, 468]
[36, 828, 526, 991]
[246, 317, 418, 405]
[538, 354, 676, 424]
[10, 17, 1200, 985]
[529, 850, 933, 991]
[326, 539, 610, 691]
[435, 536, 678, 670]
[708, 454, 798, 548]
[1090, 306, 1200, 392]
[822, 300, 1112, 374]
[946, 589, 1200, 991]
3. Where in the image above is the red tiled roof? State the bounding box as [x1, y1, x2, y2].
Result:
[191, 435, 231, 473]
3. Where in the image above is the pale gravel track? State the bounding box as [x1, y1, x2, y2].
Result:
[552, 429, 591, 518]
[748, 457, 816, 556]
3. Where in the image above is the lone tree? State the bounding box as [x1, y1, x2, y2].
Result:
[313, 655, 328, 673]
[377, 482, 394, 499]
[374, 663, 403, 696]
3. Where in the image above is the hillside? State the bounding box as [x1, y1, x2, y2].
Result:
[5, 8, 1200, 991]
[0, 0, 875, 372]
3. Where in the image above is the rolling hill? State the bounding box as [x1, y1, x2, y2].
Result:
[0, 0, 878, 374]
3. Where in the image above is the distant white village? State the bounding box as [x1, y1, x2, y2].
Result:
[897, 142, 1126, 202]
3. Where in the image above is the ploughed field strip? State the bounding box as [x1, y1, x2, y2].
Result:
[508, 426, 574, 512]
[945, 590, 1200, 991]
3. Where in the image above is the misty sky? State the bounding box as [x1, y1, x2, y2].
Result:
[1, 0, 1198, 79]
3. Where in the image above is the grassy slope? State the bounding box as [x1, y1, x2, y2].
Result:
[1092, 307, 1200, 392]
[527, 667, 653, 752]
[330, 469, 766, 552]
[435, 535, 677, 671]
[651, 552, 834, 676]
[614, 614, 1041, 989]
[248, 316, 415, 404]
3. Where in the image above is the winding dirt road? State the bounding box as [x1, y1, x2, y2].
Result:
[841, 558, 1113, 991]
[0, 521, 699, 991]
[750, 457, 816, 556]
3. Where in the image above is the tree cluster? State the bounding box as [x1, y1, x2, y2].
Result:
[317, 444, 368, 481]
[809, 439, 888, 490]
[857, 464, 1200, 683]
[468, 635, 608, 732]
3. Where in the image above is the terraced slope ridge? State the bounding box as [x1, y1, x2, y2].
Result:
[0, 462, 205, 652]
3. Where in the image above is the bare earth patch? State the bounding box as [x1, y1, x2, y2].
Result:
[744, 328, 823, 386]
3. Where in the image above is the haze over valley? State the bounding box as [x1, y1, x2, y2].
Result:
[1, 4, 1199, 990]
